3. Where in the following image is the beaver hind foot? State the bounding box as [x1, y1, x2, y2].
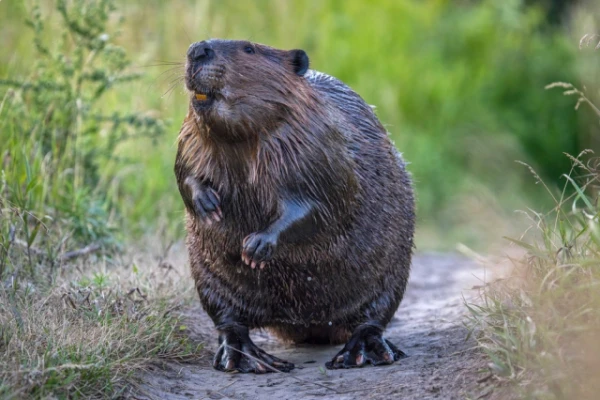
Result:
[325, 324, 407, 370]
[213, 325, 295, 373]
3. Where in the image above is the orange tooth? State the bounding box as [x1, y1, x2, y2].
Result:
[195, 93, 207, 101]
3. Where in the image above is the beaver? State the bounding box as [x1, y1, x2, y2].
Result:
[174, 39, 415, 373]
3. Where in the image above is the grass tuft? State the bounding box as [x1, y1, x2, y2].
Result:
[0, 242, 202, 399]
[467, 150, 600, 399]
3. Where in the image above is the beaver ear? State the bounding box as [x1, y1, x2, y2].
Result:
[289, 49, 309, 76]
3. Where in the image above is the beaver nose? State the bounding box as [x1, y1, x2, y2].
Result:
[188, 41, 214, 63]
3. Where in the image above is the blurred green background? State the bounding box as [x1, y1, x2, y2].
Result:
[1, 0, 600, 256]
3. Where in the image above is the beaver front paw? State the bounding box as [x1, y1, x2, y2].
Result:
[325, 324, 406, 369]
[214, 329, 294, 373]
[192, 186, 222, 224]
[241, 231, 277, 269]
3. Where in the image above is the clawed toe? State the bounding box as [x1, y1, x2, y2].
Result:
[326, 325, 406, 370]
[213, 329, 294, 374]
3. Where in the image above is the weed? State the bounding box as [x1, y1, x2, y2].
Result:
[0, 0, 166, 282]
[0, 241, 202, 399]
[0, 2, 196, 398]
[467, 151, 600, 399]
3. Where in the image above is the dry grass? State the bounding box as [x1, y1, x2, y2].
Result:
[0, 239, 203, 399]
[467, 151, 600, 399]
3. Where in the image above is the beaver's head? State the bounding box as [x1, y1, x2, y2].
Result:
[185, 39, 311, 141]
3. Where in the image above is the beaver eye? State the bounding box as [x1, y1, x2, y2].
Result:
[243, 46, 255, 54]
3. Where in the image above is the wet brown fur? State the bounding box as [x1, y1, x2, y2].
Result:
[175, 40, 415, 345]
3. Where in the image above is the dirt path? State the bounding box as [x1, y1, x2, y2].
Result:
[136, 253, 494, 399]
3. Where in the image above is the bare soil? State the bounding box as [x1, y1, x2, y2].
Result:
[135, 253, 496, 400]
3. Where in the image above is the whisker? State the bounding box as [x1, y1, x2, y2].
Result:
[155, 66, 185, 80]
[142, 70, 184, 95]
[152, 60, 185, 65]
[166, 75, 186, 85]
[142, 60, 184, 92]
[192, 65, 203, 79]
[162, 79, 185, 98]
[135, 64, 182, 68]
[182, 26, 193, 44]
[132, 62, 185, 70]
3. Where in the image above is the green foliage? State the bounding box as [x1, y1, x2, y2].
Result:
[104, 0, 595, 247]
[467, 152, 600, 398]
[180, 0, 583, 241]
[2, 0, 590, 249]
[466, 45, 600, 394]
[0, 0, 166, 281]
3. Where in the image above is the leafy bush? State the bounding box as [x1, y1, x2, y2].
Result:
[0, 0, 166, 281]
